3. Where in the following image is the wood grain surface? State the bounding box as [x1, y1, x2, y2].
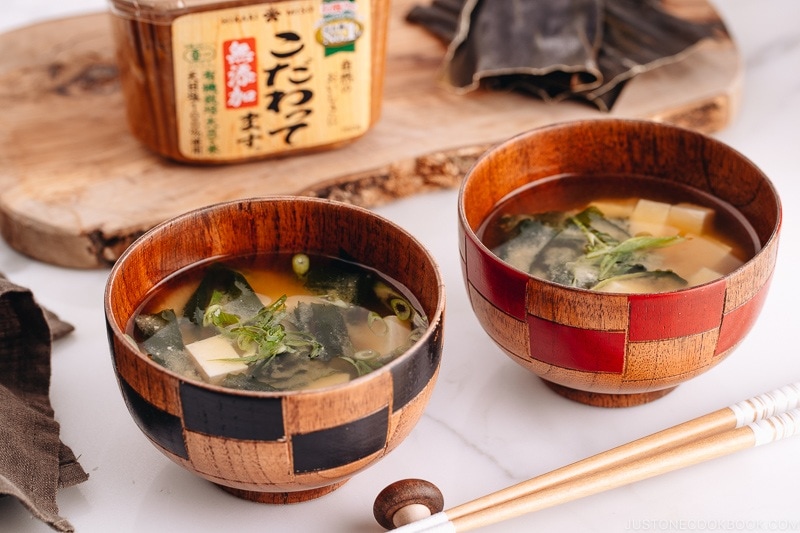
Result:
[0, 0, 741, 268]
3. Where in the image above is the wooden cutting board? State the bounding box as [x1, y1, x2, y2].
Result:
[0, 0, 740, 268]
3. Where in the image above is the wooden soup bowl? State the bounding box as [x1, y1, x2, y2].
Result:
[105, 196, 445, 502]
[458, 119, 781, 407]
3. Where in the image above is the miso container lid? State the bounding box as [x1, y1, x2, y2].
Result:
[108, 0, 261, 25]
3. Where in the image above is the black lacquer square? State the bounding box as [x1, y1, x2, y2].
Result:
[119, 378, 188, 459]
[390, 327, 442, 409]
[292, 406, 389, 473]
[179, 382, 285, 441]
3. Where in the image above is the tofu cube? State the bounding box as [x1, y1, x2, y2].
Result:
[628, 220, 680, 238]
[631, 199, 671, 225]
[657, 234, 743, 279]
[629, 199, 678, 236]
[589, 198, 637, 219]
[185, 335, 249, 384]
[686, 266, 725, 286]
[667, 202, 714, 235]
[307, 372, 352, 390]
[348, 315, 411, 356]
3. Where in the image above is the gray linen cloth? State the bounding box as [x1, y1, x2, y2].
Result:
[0, 274, 88, 532]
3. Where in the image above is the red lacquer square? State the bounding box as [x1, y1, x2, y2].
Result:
[628, 281, 726, 341]
[528, 315, 626, 373]
[716, 277, 772, 355]
[465, 236, 529, 320]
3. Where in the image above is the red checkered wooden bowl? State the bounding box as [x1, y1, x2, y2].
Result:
[458, 119, 781, 407]
[105, 197, 445, 502]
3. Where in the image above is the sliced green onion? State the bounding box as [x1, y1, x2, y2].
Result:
[352, 349, 380, 361]
[292, 253, 310, 277]
[368, 312, 388, 335]
[390, 298, 412, 321]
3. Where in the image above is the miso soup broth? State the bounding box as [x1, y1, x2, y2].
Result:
[128, 252, 428, 391]
[479, 174, 760, 293]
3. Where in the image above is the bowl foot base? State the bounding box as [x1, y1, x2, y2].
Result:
[216, 480, 348, 504]
[542, 380, 677, 407]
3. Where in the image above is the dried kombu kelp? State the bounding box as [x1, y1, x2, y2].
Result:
[406, 0, 721, 110]
[444, 0, 604, 95]
[586, 0, 723, 107]
[406, 0, 466, 42]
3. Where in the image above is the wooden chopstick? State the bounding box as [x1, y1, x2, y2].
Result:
[393, 382, 800, 532]
[453, 408, 800, 532]
[448, 382, 800, 523]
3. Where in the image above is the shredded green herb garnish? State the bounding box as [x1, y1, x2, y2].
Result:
[586, 234, 684, 280]
[569, 208, 610, 252]
[205, 293, 322, 367]
[495, 206, 688, 291]
[564, 209, 685, 285]
[585, 234, 684, 260]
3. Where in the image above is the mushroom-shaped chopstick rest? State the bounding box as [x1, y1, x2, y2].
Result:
[373, 479, 445, 529]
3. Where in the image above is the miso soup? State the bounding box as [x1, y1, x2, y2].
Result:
[479, 174, 760, 293]
[129, 252, 427, 391]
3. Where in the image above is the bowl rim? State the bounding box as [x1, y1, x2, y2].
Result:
[104, 195, 446, 398]
[457, 118, 783, 295]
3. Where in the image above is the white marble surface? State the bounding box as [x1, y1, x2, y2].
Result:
[1, 2, 799, 532]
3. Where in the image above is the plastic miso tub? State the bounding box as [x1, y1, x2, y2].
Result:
[108, 0, 390, 164]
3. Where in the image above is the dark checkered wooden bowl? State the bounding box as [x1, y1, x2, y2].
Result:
[458, 119, 781, 407]
[105, 197, 445, 502]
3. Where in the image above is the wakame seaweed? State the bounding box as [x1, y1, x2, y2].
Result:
[182, 263, 264, 326]
[291, 301, 354, 361]
[135, 310, 192, 373]
[132, 254, 427, 391]
[493, 207, 685, 290]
